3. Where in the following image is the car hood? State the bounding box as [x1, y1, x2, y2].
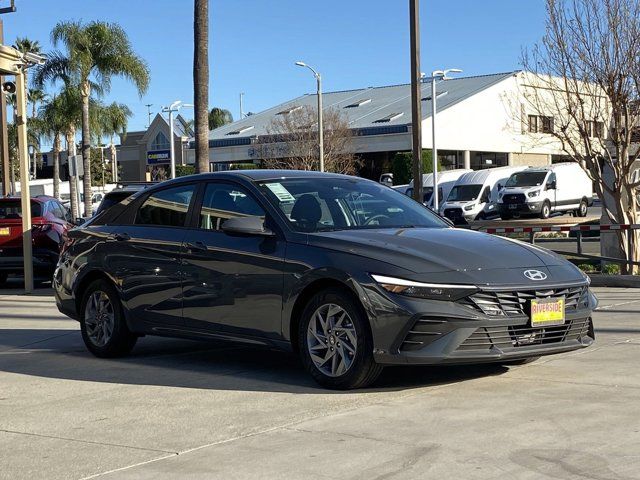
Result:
[309, 227, 572, 279]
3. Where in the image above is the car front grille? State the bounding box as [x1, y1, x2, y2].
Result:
[502, 193, 526, 204]
[457, 317, 591, 351]
[461, 286, 589, 317]
[443, 208, 464, 221]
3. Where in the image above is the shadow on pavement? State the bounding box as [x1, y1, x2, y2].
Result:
[0, 328, 508, 394]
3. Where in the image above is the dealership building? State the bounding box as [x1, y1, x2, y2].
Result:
[116, 113, 193, 181]
[117, 71, 576, 181]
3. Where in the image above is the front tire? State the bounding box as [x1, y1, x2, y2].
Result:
[539, 201, 551, 219]
[576, 199, 588, 217]
[80, 279, 137, 358]
[298, 288, 383, 390]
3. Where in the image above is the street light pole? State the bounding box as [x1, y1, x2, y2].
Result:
[162, 101, 193, 179]
[429, 68, 462, 211]
[295, 61, 324, 172]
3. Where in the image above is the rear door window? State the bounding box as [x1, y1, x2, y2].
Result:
[134, 184, 196, 227]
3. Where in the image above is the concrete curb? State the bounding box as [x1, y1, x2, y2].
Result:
[588, 274, 640, 288]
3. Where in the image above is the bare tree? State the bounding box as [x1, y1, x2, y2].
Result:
[521, 0, 640, 272]
[256, 105, 359, 174]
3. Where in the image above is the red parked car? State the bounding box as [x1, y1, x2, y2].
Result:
[0, 196, 73, 285]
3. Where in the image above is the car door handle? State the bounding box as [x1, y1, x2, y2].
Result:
[111, 232, 130, 242]
[186, 241, 207, 252]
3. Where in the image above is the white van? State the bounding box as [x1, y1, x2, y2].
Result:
[404, 169, 472, 209]
[440, 166, 527, 223]
[497, 163, 593, 219]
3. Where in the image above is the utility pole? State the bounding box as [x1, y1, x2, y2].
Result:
[239, 92, 244, 119]
[409, 0, 423, 203]
[145, 103, 153, 128]
[0, 19, 10, 196]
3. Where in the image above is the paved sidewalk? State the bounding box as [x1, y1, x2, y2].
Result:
[1, 287, 639, 479]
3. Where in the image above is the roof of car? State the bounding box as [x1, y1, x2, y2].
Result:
[162, 169, 364, 184]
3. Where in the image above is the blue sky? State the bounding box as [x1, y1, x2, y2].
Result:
[4, 0, 545, 141]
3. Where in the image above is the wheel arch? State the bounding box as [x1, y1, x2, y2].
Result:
[287, 276, 368, 355]
[73, 270, 120, 318]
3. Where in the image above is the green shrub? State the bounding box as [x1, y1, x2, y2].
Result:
[175, 165, 196, 177]
[602, 263, 621, 275]
[391, 150, 439, 185]
[578, 263, 597, 273]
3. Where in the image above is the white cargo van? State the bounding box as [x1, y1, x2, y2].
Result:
[440, 166, 527, 223]
[404, 169, 472, 209]
[497, 163, 593, 219]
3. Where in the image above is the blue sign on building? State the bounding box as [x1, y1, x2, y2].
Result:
[147, 149, 171, 165]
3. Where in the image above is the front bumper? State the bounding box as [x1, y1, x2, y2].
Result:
[498, 202, 542, 215]
[365, 283, 596, 366]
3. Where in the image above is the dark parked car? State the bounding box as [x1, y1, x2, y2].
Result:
[93, 182, 155, 217]
[53, 171, 597, 389]
[1, 196, 73, 285]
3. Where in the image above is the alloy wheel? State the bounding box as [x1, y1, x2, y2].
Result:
[307, 303, 358, 377]
[84, 291, 115, 347]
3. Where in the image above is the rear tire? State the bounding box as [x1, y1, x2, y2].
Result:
[298, 288, 383, 390]
[80, 279, 137, 358]
[539, 201, 551, 219]
[502, 356, 540, 366]
[576, 199, 588, 217]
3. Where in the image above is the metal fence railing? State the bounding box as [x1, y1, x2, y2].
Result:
[474, 223, 640, 269]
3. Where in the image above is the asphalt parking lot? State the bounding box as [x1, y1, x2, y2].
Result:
[1, 285, 639, 480]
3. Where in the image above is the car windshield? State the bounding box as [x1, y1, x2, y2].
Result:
[506, 171, 548, 187]
[0, 200, 43, 219]
[257, 177, 448, 232]
[447, 184, 482, 202]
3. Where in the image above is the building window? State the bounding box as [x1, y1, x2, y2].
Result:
[150, 132, 171, 150]
[586, 120, 604, 138]
[528, 115, 554, 134]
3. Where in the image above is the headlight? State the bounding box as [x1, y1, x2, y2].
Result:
[464, 204, 475, 211]
[528, 190, 541, 198]
[371, 274, 478, 301]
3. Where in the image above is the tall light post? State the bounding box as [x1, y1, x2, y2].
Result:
[162, 100, 193, 179]
[429, 68, 462, 211]
[295, 61, 324, 172]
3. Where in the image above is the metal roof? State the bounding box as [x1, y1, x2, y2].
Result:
[208, 72, 517, 144]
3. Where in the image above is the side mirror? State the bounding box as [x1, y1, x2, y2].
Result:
[222, 216, 275, 237]
[546, 181, 556, 190]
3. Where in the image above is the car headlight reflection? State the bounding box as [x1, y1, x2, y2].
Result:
[371, 274, 478, 301]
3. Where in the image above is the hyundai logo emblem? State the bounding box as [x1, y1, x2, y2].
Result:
[524, 269, 548, 281]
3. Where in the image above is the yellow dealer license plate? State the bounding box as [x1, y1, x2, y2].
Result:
[531, 297, 565, 327]
[0, 227, 10, 236]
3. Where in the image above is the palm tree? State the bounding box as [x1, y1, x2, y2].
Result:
[208, 107, 233, 130]
[194, 0, 209, 173]
[27, 87, 47, 119]
[100, 102, 131, 183]
[38, 93, 71, 199]
[35, 21, 149, 216]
